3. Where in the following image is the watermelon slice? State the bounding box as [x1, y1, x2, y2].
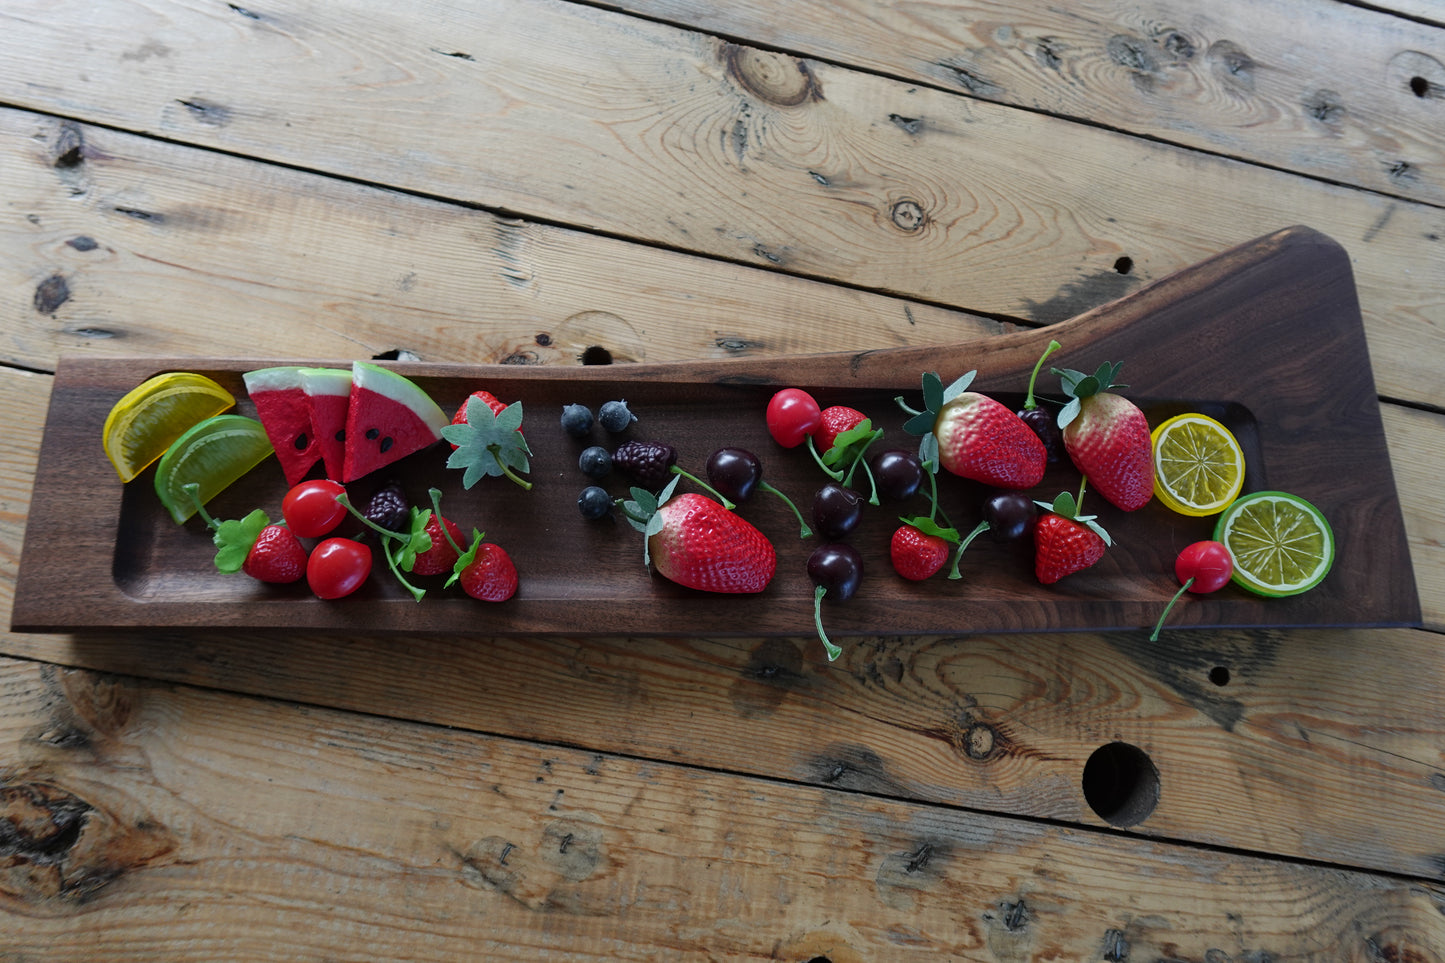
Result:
[342, 362, 449, 482]
[298, 367, 352, 481]
[242, 366, 321, 487]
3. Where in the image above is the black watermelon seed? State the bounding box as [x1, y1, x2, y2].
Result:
[294, 433, 309, 450]
[335, 429, 345, 442]
[366, 427, 380, 440]
[380, 437, 394, 453]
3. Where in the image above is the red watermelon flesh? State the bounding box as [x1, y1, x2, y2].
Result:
[299, 367, 352, 482]
[342, 362, 449, 482]
[243, 366, 321, 487]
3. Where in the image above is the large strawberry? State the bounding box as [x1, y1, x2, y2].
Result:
[623, 479, 775, 594]
[1033, 487, 1111, 584]
[1054, 362, 1154, 511]
[447, 530, 519, 602]
[898, 371, 1046, 489]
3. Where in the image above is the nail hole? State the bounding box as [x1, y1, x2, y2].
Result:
[1209, 665, 1231, 686]
[580, 345, 613, 365]
[1409, 76, 1430, 97]
[1113, 256, 1134, 275]
[1082, 741, 1159, 827]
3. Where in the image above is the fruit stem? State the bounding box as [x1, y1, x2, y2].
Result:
[1076, 475, 1089, 512]
[428, 488, 469, 557]
[182, 483, 222, 531]
[1024, 340, 1062, 410]
[380, 539, 427, 603]
[921, 461, 956, 531]
[759, 481, 813, 538]
[805, 436, 845, 481]
[813, 584, 843, 662]
[670, 466, 735, 510]
[1149, 577, 1195, 641]
[947, 520, 991, 580]
[336, 493, 406, 541]
[840, 428, 884, 503]
[490, 449, 534, 491]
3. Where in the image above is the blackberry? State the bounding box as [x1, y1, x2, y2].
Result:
[362, 479, 409, 533]
[560, 403, 594, 438]
[577, 486, 614, 520]
[578, 445, 612, 479]
[612, 439, 677, 490]
[598, 399, 638, 433]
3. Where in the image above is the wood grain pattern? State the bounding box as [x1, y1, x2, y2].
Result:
[0, 0, 1441, 409]
[9, 229, 1421, 637]
[2, 655, 1442, 959]
[0, 109, 1002, 373]
[616, 0, 1445, 205]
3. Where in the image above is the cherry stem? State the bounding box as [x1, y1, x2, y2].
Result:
[813, 584, 843, 662]
[805, 436, 845, 481]
[336, 493, 405, 541]
[1024, 340, 1062, 410]
[840, 429, 884, 504]
[182, 483, 221, 532]
[759, 481, 813, 538]
[948, 519, 992, 580]
[381, 538, 426, 603]
[921, 461, 955, 531]
[334, 492, 427, 600]
[670, 466, 735, 510]
[1150, 577, 1196, 641]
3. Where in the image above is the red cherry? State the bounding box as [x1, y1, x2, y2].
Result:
[766, 388, 822, 448]
[282, 479, 348, 538]
[1151, 540, 1234, 640]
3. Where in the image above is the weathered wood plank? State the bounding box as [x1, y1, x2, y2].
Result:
[1, 656, 1442, 960]
[0, 110, 999, 372]
[614, 0, 1445, 205]
[0, 0, 1440, 408]
[3, 366, 1443, 879]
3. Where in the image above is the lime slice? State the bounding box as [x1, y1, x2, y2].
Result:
[1151, 413, 1245, 517]
[154, 414, 274, 524]
[1213, 491, 1334, 597]
[103, 372, 236, 482]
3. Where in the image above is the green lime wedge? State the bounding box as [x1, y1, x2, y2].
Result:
[1213, 491, 1334, 597]
[155, 414, 275, 524]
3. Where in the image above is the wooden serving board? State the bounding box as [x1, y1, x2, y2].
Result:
[11, 227, 1420, 638]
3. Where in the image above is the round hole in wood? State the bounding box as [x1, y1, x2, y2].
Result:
[580, 345, 613, 365]
[1114, 256, 1134, 275]
[1209, 665, 1231, 686]
[1082, 741, 1159, 827]
[1410, 76, 1430, 97]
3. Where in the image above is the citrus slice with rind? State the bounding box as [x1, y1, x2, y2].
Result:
[1151, 413, 1245, 517]
[1213, 491, 1334, 597]
[154, 414, 274, 524]
[103, 372, 235, 482]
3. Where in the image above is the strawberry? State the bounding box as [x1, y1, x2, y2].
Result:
[1033, 488, 1111, 584]
[809, 406, 884, 502]
[890, 523, 952, 581]
[400, 511, 465, 576]
[1054, 362, 1154, 511]
[441, 394, 533, 490]
[622, 480, 775, 594]
[448, 531, 519, 602]
[242, 523, 308, 583]
[898, 371, 1046, 490]
[450, 390, 510, 433]
[816, 406, 867, 452]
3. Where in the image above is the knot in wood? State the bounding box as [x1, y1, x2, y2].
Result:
[724, 44, 822, 107]
[890, 200, 926, 232]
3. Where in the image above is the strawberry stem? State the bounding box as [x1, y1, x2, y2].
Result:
[428, 488, 469, 556]
[1149, 577, 1195, 641]
[182, 483, 222, 531]
[947, 520, 992, 580]
[812, 584, 843, 662]
[1024, 340, 1062, 410]
[380, 540, 426, 602]
[490, 449, 533, 490]
[759, 481, 813, 538]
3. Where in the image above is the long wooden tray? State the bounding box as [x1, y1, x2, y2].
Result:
[11, 227, 1420, 639]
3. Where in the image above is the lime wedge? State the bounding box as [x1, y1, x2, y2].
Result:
[103, 372, 235, 482]
[1151, 413, 1245, 517]
[1213, 491, 1334, 597]
[154, 414, 274, 524]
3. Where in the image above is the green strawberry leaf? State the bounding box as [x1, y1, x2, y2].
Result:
[821, 419, 875, 468]
[444, 528, 486, 590]
[921, 371, 944, 414]
[1056, 396, 1082, 430]
[917, 432, 940, 470]
[395, 508, 434, 573]
[899, 515, 961, 544]
[212, 509, 270, 573]
[941, 370, 976, 403]
[903, 409, 937, 436]
[442, 399, 533, 490]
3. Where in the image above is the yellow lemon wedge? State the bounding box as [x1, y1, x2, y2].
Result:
[103, 372, 235, 482]
[154, 414, 274, 524]
[1213, 491, 1334, 597]
[1151, 413, 1245, 517]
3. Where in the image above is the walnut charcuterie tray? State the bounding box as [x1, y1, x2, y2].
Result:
[11, 228, 1421, 638]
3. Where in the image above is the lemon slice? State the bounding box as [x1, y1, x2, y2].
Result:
[1151, 413, 1245, 517]
[1213, 491, 1334, 597]
[154, 414, 274, 524]
[103, 372, 235, 482]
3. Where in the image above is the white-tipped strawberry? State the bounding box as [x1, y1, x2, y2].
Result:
[1054, 362, 1154, 511]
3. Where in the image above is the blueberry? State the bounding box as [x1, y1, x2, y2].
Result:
[598, 399, 637, 433]
[578, 486, 614, 520]
[560, 403, 593, 438]
[578, 445, 612, 479]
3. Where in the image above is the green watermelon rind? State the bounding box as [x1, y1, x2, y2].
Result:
[242, 366, 321, 487]
[299, 367, 352, 481]
[342, 362, 449, 481]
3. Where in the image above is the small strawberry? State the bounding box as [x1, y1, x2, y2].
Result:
[1054, 362, 1154, 511]
[399, 510, 465, 576]
[890, 522, 953, 581]
[1033, 486, 1111, 584]
[898, 371, 1046, 490]
[450, 390, 511, 434]
[808, 405, 885, 502]
[448, 530, 519, 601]
[441, 395, 533, 490]
[622, 479, 775, 594]
[816, 406, 867, 452]
[182, 486, 309, 585]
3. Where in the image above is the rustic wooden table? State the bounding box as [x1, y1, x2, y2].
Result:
[2, 1, 1443, 959]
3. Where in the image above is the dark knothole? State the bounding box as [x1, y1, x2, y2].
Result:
[1082, 741, 1159, 827]
[580, 345, 613, 365]
[1113, 256, 1134, 275]
[1209, 665, 1231, 686]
